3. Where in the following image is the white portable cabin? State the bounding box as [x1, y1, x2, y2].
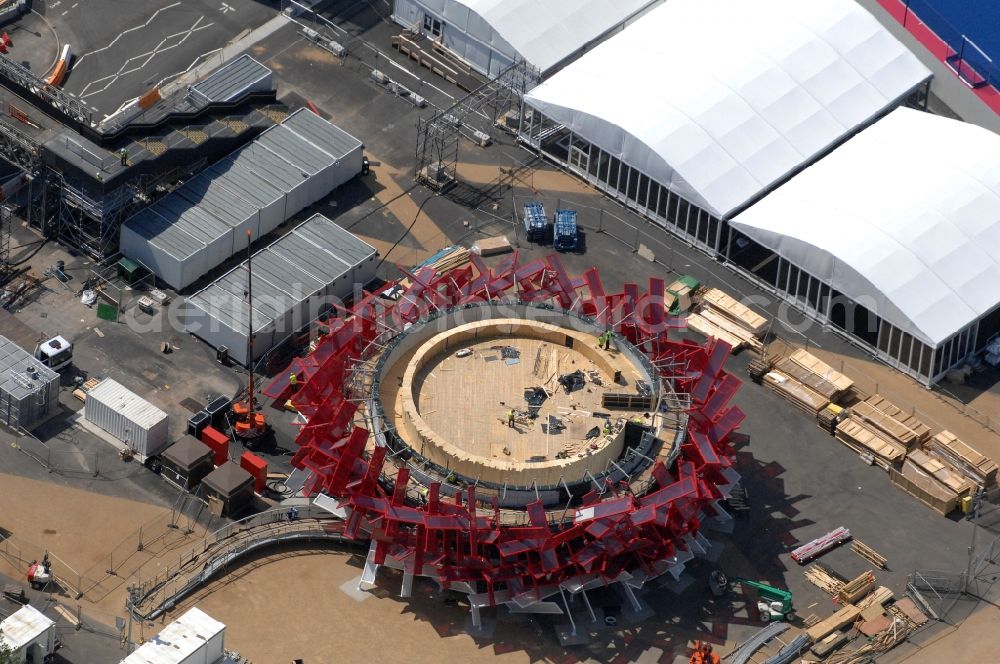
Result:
[120, 607, 225, 664]
[84, 378, 170, 456]
[0, 605, 56, 664]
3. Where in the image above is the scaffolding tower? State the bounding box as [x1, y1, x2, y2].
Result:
[414, 59, 539, 190]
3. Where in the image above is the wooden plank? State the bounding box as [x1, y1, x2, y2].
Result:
[807, 604, 861, 643]
[838, 570, 875, 605]
[835, 418, 906, 468]
[763, 371, 829, 414]
[891, 464, 960, 516]
[788, 348, 854, 392]
[929, 430, 997, 487]
[697, 307, 762, 350]
[863, 395, 930, 443]
[851, 400, 918, 450]
[773, 356, 842, 400]
[851, 540, 887, 569]
[700, 287, 768, 336]
[686, 313, 747, 351]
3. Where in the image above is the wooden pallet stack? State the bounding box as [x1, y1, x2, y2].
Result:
[686, 287, 768, 352]
[926, 430, 997, 488]
[762, 370, 830, 414]
[834, 418, 906, 470]
[853, 395, 930, 449]
[838, 571, 875, 605]
[788, 349, 853, 394]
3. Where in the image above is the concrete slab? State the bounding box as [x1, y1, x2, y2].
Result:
[339, 575, 372, 602]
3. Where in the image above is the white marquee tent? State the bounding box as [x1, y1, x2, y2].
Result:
[524, 0, 932, 222]
[730, 107, 1000, 383]
[392, 0, 659, 77]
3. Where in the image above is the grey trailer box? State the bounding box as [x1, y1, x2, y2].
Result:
[189, 54, 272, 103]
[205, 158, 288, 237]
[281, 108, 364, 192]
[0, 336, 60, 431]
[119, 208, 210, 291]
[226, 141, 314, 222]
[84, 378, 169, 457]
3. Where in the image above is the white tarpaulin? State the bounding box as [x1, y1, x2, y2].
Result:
[394, 0, 659, 75]
[731, 107, 1000, 347]
[524, 0, 932, 218]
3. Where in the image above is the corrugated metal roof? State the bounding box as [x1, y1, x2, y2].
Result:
[298, 214, 377, 266]
[152, 193, 231, 244]
[87, 379, 168, 430]
[282, 108, 363, 160]
[0, 336, 61, 401]
[176, 173, 257, 229]
[255, 125, 330, 174]
[225, 143, 307, 193]
[0, 605, 53, 650]
[206, 159, 284, 208]
[186, 214, 377, 337]
[126, 208, 205, 260]
[190, 54, 272, 103]
[122, 607, 224, 664]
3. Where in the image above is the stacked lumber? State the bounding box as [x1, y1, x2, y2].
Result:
[851, 540, 887, 569]
[788, 349, 853, 393]
[804, 564, 844, 595]
[696, 307, 763, 351]
[835, 418, 906, 470]
[861, 395, 931, 444]
[858, 586, 893, 610]
[763, 371, 829, 414]
[807, 604, 861, 643]
[928, 430, 997, 487]
[686, 312, 750, 351]
[773, 356, 843, 401]
[905, 449, 974, 497]
[838, 571, 875, 605]
[399, 246, 471, 288]
[850, 399, 921, 451]
[891, 464, 962, 516]
[700, 287, 768, 336]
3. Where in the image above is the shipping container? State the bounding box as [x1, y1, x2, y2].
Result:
[121, 607, 225, 664]
[0, 336, 60, 430]
[84, 379, 169, 457]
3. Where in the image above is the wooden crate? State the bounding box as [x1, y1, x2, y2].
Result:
[789, 349, 853, 393]
[763, 371, 829, 414]
[906, 448, 974, 497]
[697, 307, 763, 350]
[835, 418, 906, 469]
[863, 395, 930, 443]
[686, 312, 748, 351]
[928, 430, 997, 487]
[891, 465, 962, 516]
[700, 287, 768, 336]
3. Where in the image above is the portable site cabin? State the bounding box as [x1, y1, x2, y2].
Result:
[0, 605, 56, 664]
[160, 435, 215, 490]
[120, 607, 225, 664]
[84, 379, 170, 457]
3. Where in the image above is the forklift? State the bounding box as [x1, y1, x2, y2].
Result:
[730, 577, 795, 622]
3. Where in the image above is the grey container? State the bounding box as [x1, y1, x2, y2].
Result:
[84, 378, 170, 456]
[0, 336, 60, 430]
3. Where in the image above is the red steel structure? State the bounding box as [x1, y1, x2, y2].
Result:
[267, 253, 743, 625]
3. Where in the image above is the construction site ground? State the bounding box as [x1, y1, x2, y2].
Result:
[0, 1, 998, 662]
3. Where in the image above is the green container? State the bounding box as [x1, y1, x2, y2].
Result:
[677, 275, 701, 291]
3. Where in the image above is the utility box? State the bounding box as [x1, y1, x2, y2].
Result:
[553, 208, 579, 252]
[84, 379, 169, 457]
[202, 462, 254, 518]
[0, 604, 56, 664]
[522, 201, 549, 242]
[160, 436, 215, 491]
[240, 451, 267, 493]
[0, 336, 60, 431]
[200, 426, 230, 466]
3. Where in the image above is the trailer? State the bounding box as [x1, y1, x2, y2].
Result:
[553, 208, 578, 252]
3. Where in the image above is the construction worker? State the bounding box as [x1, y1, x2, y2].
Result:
[689, 641, 705, 664]
[603, 329, 612, 351]
[507, 409, 515, 428]
[119, 148, 128, 166]
[701, 643, 719, 664]
[289, 371, 299, 392]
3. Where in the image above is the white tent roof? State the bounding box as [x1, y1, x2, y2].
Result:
[416, 0, 659, 73]
[525, 0, 931, 219]
[0, 605, 53, 651]
[731, 107, 1000, 348]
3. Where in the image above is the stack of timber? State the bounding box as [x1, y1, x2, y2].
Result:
[835, 418, 906, 470]
[694, 307, 763, 351]
[927, 430, 997, 487]
[807, 604, 861, 643]
[851, 540, 887, 569]
[852, 395, 930, 449]
[804, 564, 845, 595]
[773, 356, 845, 402]
[788, 349, 853, 394]
[762, 371, 829, 414]
[400, 245, 470, 288]
[891, 448, 974, 516]
[700, 288, 768, 336]
[686, 312, 754, 352]
[838, 571, 875, 605]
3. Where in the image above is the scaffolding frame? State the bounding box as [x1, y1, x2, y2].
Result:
[414, 59, 539, 189]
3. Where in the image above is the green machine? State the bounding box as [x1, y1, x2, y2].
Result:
[731, 578, 794, 622]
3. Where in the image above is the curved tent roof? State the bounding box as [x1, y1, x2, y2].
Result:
[411, 0, 659, 74]
[524, 0, 932, 218]
[730, 107, 1000, 347]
